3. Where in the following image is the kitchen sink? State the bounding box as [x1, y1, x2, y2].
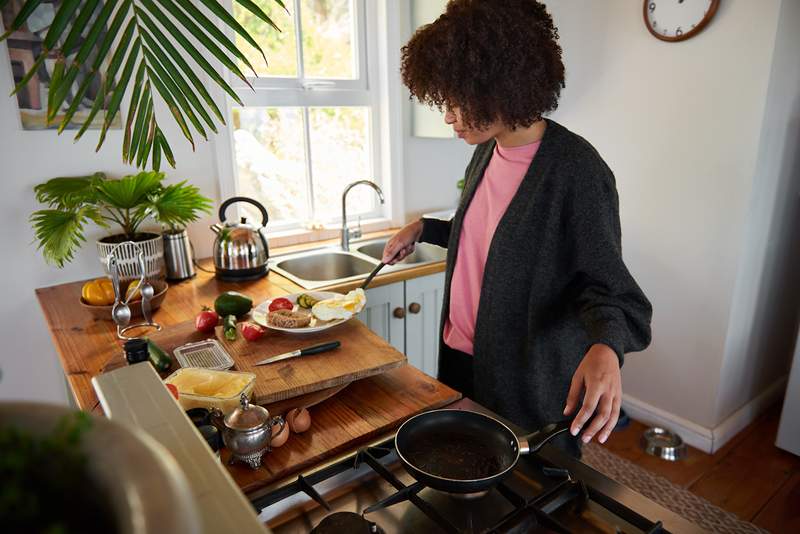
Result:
[356, 239, 447, 265]
[273, 251, 376, 286]
[270, 239, 447, 290]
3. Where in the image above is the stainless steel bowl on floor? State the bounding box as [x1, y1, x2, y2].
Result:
[641, 426, 687, 461]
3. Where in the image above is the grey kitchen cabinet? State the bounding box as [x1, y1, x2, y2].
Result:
[359, 272, 446, 377]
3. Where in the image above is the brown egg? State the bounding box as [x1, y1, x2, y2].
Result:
[287, 407, 311, 433]
[270, 420, 290, 448]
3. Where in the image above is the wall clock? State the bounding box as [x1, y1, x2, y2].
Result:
[643, 0, 720, 42]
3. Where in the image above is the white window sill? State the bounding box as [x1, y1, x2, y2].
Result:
[266, 218, 395, 249]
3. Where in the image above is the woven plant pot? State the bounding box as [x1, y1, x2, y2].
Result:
[96, 232, 165, 281]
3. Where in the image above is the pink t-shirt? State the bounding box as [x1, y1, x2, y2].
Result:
[443, 140, 541, 355]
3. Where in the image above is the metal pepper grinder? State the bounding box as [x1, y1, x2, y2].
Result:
[162, 229, 196, 281]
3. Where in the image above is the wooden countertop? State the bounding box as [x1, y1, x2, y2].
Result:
[36, 230, 445, 411]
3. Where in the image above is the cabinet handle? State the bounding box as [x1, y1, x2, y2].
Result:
[408, 302, 421, 314]
[393, 307, 406, 319]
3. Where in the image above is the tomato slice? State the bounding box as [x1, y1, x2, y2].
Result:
[268, 297, 294, 312]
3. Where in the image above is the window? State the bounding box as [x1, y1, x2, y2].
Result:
[225, 0, 383, 233]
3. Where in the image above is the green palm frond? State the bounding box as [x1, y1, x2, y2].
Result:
[33, 172, 105, 208]
[30, 206, 108, 268]
[144, 180, 213, 231]
[94, 170, 163, 209]
[2, 0, 284, 169]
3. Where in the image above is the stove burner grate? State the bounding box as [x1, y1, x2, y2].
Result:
[310, 511, 383, 534]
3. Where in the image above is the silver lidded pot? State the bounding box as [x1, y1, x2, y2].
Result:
[211, 394, 285, 469]
[210, 196, 270, 281]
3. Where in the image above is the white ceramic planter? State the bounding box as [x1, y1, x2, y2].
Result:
[96, 232, 165, 281]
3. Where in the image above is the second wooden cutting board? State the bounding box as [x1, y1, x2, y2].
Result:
[148, 318, 406, 405]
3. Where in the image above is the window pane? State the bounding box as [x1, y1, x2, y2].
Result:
[300, 0, 356, 79]
[232, 107, 309, 225]
[309, 107, 372, 221]
[235, 0, 297, 77]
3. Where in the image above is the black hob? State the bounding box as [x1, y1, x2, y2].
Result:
[251, 399, 704, 534]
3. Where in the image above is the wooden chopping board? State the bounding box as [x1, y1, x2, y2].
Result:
[147, 318, 406, 405]
[227, 364, 461, 495]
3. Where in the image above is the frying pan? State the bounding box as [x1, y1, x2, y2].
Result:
[395, 409, 571, 494]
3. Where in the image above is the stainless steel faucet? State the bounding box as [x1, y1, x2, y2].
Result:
[341, 180, 385, 251]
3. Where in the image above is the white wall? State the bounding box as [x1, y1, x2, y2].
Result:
[0, 47, 221, 404]
[716, 0, 800, 423]
[545, 0, 788, 431]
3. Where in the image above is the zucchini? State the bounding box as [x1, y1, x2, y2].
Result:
[297, 293, 319, 309]
[223, 314, 237, 341]
[214, 291, 253, 318]
[145, 339, 172, 373]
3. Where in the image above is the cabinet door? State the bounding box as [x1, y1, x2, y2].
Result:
[404, 272, 446, 377]
[358, 282, 405, 354]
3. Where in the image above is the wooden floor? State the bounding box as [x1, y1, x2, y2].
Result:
[601, 404, 799, 532]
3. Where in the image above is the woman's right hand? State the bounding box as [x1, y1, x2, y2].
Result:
[382, 220, 424, 264]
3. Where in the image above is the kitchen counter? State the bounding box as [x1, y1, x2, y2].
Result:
[35, 229, 446, 412]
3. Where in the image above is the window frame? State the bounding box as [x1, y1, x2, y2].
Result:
[215, 0, 389, 236]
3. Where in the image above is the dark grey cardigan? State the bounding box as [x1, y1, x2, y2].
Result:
[419, 119, 652, 455]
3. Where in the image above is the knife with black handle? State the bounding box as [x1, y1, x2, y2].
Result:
[254, 341, 341, 366]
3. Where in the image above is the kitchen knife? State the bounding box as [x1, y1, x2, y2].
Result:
[254, 341, 341, 366]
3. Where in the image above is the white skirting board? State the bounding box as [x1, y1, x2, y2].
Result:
[621, 376, 788, 454]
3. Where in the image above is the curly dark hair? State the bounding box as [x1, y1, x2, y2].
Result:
[401, 0, 565, 131]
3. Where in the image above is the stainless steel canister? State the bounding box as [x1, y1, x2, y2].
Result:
[162, 229, 196, 281]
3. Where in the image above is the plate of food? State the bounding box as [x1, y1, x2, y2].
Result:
[252, 289, 367, 334]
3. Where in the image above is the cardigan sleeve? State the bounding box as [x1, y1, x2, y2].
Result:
[418, 218, 452, 248]
[567, 167, 652, 367]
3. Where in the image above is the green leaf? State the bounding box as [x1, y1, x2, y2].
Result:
[129, 86, 151, 165]
[60, 0, 100, 55]
[140, 30, 216, 133]
[47, 58, 65, 113]
[145, 65, 195, 150]
[123, 64, 147, 162]
[197, 0, 275, 62]
[97, 38, 141, 150]
[91, 0, 133, 71]
[0, 0, 43, 41]
[94, 171, 165, 210]
[235, 0, 281, 33]
[146, 0, 252, 87]
[133, 7, 224, 123]
[155, 129, 176, 168]
[73, 80, 106, 142]
[143, 46, 207, 141]
[137, 113, 157, 168]
[172, 0, 259, 75]
[151, 134, 162, 171]
[30, 206, 108, 268]
[49, 0, 116, 120]
[273, 0, 289, 14]
[11, 52, 46, 96]
[148, 180, 212, 229]
[134, 3, 244, 106]
[33, 173, 105, 209]
[57, 72, 98, 134]
[42, 0, 80, 50]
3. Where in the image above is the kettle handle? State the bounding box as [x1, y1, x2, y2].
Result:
[219, 196, 269, 227]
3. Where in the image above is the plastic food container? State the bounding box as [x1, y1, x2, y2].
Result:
[164, 368, 256, 414]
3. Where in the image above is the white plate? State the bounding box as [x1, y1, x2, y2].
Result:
[252, 291, 350, 334]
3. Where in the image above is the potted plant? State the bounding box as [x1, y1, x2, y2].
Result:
[31, 171, 211, 278]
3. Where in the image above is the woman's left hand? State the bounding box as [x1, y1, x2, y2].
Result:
[563, 344, 621, 444]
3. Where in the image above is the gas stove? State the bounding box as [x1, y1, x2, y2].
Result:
[251, 400, 703, 534]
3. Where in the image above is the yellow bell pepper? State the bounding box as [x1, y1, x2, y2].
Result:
[81, 278, 115, 306]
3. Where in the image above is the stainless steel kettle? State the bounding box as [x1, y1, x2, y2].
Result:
[210, 197, 270, 281]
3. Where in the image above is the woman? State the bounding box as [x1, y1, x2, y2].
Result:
[383, 0, 652, 456]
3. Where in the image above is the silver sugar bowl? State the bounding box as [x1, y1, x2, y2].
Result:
[211, 394, 285, 469]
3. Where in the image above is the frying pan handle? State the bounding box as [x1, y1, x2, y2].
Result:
[518, 420, 572, 455]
